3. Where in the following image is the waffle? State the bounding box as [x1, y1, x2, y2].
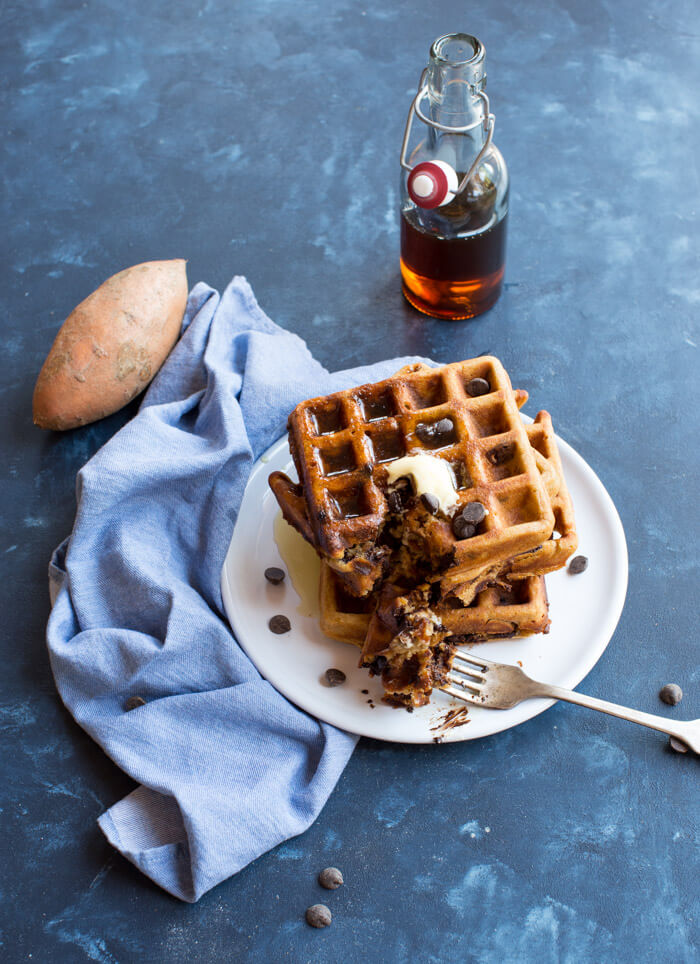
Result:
[269, 357, 554, 597]
[513, 390, 558, 500]
[355, 576, 550, 708]
[318, 563, 375, 645]
[319, 562, 550, 648]
[509, 411, 578, 577]
[315, 409, 570, 708]
[439, 411, 577, 600]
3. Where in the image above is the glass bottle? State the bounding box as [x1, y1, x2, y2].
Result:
[399, 33, 508, 320]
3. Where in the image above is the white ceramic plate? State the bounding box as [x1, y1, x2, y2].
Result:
[221, 421, 628, 744]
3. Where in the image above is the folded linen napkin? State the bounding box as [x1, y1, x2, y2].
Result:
[47, 276, 422, 902]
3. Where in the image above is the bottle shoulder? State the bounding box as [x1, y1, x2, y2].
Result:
[469, 143, 508, 201]
[401, 141, 508, 236]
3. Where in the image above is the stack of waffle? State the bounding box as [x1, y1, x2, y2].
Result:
[269, 357, 577, 708]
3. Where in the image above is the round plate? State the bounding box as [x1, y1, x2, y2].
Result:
[221, 422, 628, 744]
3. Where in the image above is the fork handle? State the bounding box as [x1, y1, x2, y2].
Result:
[533, 682, 699, 754]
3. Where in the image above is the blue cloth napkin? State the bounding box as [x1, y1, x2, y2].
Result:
[47, 276, 421, 902]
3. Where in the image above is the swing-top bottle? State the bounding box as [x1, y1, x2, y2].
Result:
[400, 33, 508, 320]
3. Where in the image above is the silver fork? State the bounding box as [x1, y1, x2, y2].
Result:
[441, 651, 699, 754]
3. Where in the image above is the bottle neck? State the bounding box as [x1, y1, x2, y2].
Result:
[426, 33, 486, 129]
[424, 33, 488, 172]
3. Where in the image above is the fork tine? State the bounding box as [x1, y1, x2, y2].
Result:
[451, 655, 487, 683]
[440, 683, 479, 703]
[453, 650, 496, 671]
[446, 669, 482, 694]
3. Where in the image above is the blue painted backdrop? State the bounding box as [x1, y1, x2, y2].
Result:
[1, 0, 698, 961]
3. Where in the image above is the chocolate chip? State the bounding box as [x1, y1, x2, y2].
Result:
[306, 904, 332, 928]
[361, 689, 369, 694]
[669, 736, 689, 754]
[460, 501, 487, 525]
[466, 377, 490, 397]
[269, 614, 291, 634]
[124, 695, 146, 711]
[370, 655, 388, 673]
[434, 417, 454, 438]
[451, 503, 483, 539]
[387, 490, 404, 514]
[387, 478, 411, 513]
[487, 441, 515, 465]
[264, 567, 285, 585]
[453, 516, 476, 540]
[568, 555, 588, 575]
[325, 668, 346, 686]
[416, 422, 436, 443]
[659, 683, 683, 706]
[421, 492, 439, 515]
[318, 867, 344, 890]
[417, 418, 454, 446]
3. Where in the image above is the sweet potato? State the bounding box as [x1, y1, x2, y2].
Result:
[33, 259, 188, 431]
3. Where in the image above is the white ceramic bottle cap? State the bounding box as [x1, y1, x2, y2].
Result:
[407, 160, 458, 209]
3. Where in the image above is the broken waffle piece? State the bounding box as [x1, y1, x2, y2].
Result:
[360, 583, 454, 708]
[371, 576, 550, 707]
[357, 576, 551, 709]
[319, 564, 550, 707]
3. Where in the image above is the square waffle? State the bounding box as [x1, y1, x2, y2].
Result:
[269, 357, 555, 597]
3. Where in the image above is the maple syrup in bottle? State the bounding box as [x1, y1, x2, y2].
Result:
[400, 33, 508, 320]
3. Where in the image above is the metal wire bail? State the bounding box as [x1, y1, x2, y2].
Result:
[400, 70, 495, 197]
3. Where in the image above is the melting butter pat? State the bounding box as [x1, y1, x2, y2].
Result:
[385, 454, 459, 514]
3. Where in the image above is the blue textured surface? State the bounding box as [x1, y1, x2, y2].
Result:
[1, 0, 698, 961]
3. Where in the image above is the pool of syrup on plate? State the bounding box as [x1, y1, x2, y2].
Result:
[273, 511, 320, 618]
